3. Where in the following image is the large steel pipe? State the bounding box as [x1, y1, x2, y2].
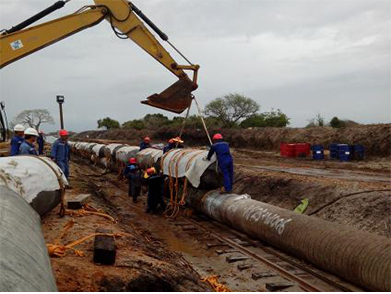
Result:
[161, 148, 222, 189]
[0, 186, 57, 291]
[0, 156, 67, 215]
[187, 190, 391, 292]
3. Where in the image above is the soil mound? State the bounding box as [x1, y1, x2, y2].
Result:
[73, 124, 391, 157]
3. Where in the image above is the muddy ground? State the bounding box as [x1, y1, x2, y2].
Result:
[44, 158, 365, 292]
[42, 161, 211, 292]
[73, 123, 391, 156]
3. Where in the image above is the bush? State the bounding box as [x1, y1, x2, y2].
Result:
[97, 117, 120, 129]
[123, 119, 145, 130]
[240, 109, 290, 128]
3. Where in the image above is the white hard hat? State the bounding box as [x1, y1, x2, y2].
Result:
[13, 124, 25, 132]
[24, 127, 38, 137]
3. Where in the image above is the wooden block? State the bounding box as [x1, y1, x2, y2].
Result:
[216, 249, 239, 255]
[225, 256, 249, 263]
[182, 226, 197, 231]
[67, 194, 91, 209]
[93, 228, 116, 265]
[207, 243, 230, 248]
[238, 264, 253, 270]
[252, 271, 277, 280]
[264, 282, 294, 291]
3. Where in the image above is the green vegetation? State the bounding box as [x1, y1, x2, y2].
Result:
[97, 117, 120, 129]
[108, 93, 291, 130]
[204, 93, 260, 128]
[241, 109, 290, 128]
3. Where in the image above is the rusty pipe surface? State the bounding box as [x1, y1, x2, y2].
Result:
[187, 190, 391, 292]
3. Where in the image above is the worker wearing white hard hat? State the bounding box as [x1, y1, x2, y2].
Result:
[9, 124, 25, 156]
[19, 127, 39, 155]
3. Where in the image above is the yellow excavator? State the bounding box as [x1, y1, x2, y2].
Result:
[0, 0, 200, 115]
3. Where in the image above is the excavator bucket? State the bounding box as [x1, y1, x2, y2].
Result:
[141, 77, 195, 114]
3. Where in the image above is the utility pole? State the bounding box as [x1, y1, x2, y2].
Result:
[56, 95, 65, 129]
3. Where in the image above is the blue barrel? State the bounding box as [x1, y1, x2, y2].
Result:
[329, 143, 339, 159]
[312, 145, 324, 160]
[338, 144, 352, 161]
[352, 144, 365, 160]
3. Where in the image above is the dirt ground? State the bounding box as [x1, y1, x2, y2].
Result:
[41, 161, 211, 292]
[43, 158, 365, 292]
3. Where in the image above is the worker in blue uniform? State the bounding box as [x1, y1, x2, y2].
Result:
[163, 137, 184, 154]
[206, 133, 234, 193]
[10, 124, 25, 156]
[139, 136, 151, 151]
[37, 130, 45, 155]
[123, 158, 142, 203]
[51, 129, 71, 179]
[19, 128, 38, 155]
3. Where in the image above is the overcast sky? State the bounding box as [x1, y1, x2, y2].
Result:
[0, 0, 390, 132]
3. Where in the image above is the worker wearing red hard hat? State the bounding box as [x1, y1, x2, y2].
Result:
[123, 157, 142, 203]
[51, 129, 71, 179]
[205, 133, 234, 193]
[139, 136, 151, 151]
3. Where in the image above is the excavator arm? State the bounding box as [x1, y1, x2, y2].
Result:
[0, 0, 199, 113]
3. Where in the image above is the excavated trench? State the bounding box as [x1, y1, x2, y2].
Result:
[232, 166, 391, 238]
[65, 155, 390, 292]
[53, 139, 391, 291]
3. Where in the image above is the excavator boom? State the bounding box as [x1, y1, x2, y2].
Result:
[0, 0, 199, 113]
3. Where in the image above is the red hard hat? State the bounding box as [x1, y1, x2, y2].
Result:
[213, 133, 223, 140]
[144, 136, 151, 142]
[59, 129, 68, 136]
[129, 157, 137, 164]
[147, 167, 156, 175]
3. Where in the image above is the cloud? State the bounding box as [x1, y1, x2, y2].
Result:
[0, 0, 389, 132]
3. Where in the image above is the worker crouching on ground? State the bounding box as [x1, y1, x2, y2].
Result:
[163, 137, 184, 154]
[37, 130, 45, 155]
[124, 157, 142, 203]
[205, 133, 234, 194]
[10, 124, 25, 156]
[143, 167, 166, 214]
[19, 128, 39, 155]
[139, 136, 151, 151]
[51, 129, 70, 179]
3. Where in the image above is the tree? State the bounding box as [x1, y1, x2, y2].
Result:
[241, 109, 290, 128]
[97, 117, 120, 129]
[306, 113, 325, 128]
[329, 116, 346, 128]
[204, 93, 260, 127]
[122, 119, 145, 130]
[143, 113, 170, 128]
[12, 109, 54, 131]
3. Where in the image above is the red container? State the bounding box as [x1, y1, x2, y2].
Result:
[280, 143, 296, 157]
[295, 143, 311, 157]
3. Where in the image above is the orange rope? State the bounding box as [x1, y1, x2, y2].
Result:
[201, 275, 231, 292]
[65, 205, 116, 223]
[47, 232, 123, 258]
